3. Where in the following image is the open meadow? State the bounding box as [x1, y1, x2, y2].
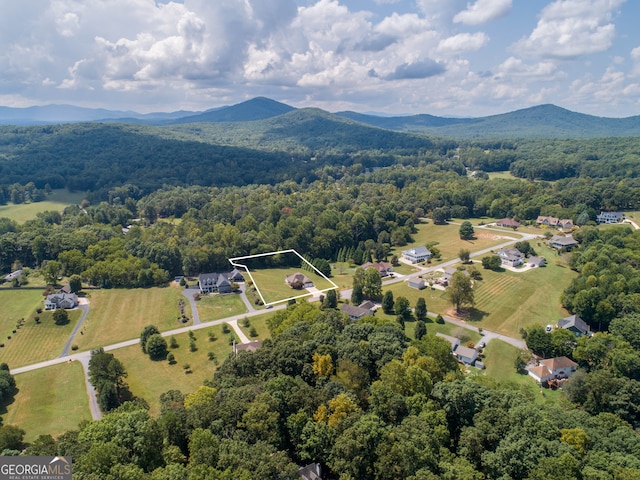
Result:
[117, 325, 236, 416]
[0, 190, 86, 223]
[0, 306, 82, 368]
[74, 285, 192, 351]
[1, 361, 91, 441]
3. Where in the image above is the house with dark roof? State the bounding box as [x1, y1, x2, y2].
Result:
[497, 248, 524, 267]
[45, 292, 79, 310]
[496, 218, 521, 229]
[233, 340, 263, 355]
[557, 314, 590, 337]
[402, 246, 432, 263]
[596, 211, 624, 224]
[527, 356, 578, 383]
[361, 261, 393, 277]
[198, 272, 234, 293]
[341, 303, 374, 321]
[285, 273, 314, 289]
[549, 235, 579, 250]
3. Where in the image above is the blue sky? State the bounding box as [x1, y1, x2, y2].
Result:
[1, 0, 639, 117]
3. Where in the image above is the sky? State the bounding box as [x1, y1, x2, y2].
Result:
[1, 0, 640, 117]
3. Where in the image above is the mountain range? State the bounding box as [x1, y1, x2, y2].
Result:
[2, 97, 640, 138]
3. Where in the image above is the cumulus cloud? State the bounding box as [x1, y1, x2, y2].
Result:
[438, 32, 489, 54]
[385, 59, 446, 80]
[453, 0, 512, 25]
[513, 0, 627, 59]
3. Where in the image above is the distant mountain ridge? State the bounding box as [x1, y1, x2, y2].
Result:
[2, 97, 640, 138]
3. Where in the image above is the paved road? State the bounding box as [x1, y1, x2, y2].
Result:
[76, 352, 102, 420]
[59, 304, 90, 357]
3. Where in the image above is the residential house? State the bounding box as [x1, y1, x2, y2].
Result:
[558, 219, 574, 230]
[233, 340, 263, 355]
[358, 300, 377, 312]
[528, 256, 546, 267]
[455, 345, 479, 365]
[438, 266, 470, 286]
[596, 211, 624, 224]
[557, 314, 590, 337]
[527, 356, 578, 384]
[496, 218, 521, 229]
[497, 248, 524, 267]
[361, 261, 393, 277]
[45, 292, 79, 310]
[227, 269, 245, 282]
[537, 216, 560, 227]
[436, 332, 460, 352]
[408, 277, 427, 290]
[402, 246, 432, 263]
[198, 272, 233, 294]
[285, 272, 314, 289]
[340, 304, 373, 321]
[549, 235, 579, 250]
[299, 464, 322, 480]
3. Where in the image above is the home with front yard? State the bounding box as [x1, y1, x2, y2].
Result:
[528, 256, 546, 267]
[549, 235, 579, 250]
[340, 303, 374, 321]
[496, 218, 521, 229]
[361, 261, 393, 277]
[596, 211, 624, 224]
[285, 272, 314, 289]
[527, 356, 578, 384]
[408, 277, 427, 290]
[497, 248, 524, 267]
[557, 314, 590, 337]
[402, 246, 432, 264]
[45, 292, 79, 310]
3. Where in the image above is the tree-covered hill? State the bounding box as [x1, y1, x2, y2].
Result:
[168, 97, 295, 124]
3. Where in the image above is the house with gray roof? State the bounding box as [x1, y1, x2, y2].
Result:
[557, 314, 590, 337]
[45, 292, 79, 310]
[436, 332, 460, 352]
[402, 246, 432, 263]
[549, 235, 579, 250]
[198, 272, 234, 293]
[341, 304, 373, 321]
[528, 256, 546, 267]
[285, 273, 314, 289]
[2, 270, 22, 284]
[596, 211, 623, 224]
[497, 248, 524, 267]
[455, 345, 479, 365]
[408, 277, 427, 290]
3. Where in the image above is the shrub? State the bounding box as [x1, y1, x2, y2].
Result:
[167, 352, 175, 364]
[182, 363, 190, 370]
[436, 314, 445, 324]
[208, 330, 216, 342]
[222, 323, 230, 334]
[169, 336, 178, 349]
[249, 326, 258, 338]
[189, 338, 197, 352]
[71, 344, 78, 351]
[207, 352, 215, 361]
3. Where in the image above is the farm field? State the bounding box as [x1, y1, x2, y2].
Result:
[117, 326, 235, 416]
[0, 190, 86, 223]
[195, 293, 247, 322]
[75, 285, 192, 351]
[0, 309, 82, 368]
[2, 361, 91, 441]
[248, 267, 335, 304]
[386, 244, 576, 338]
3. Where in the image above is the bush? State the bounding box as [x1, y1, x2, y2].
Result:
[169, 336, 178, 349]
[189, 338, 197, 352]
[436, 314, 445, 324]
[222, 323, 230, 334]
[71, 344, 78, 351]
[208, 330, 216, 342]
[167, 352, 175, 364]
[241, 318, 250, 328]
[207, 352, 215, 361]
[249, 326, 258, 337]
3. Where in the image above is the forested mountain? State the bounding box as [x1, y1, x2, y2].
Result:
[3, 98, 640, 137]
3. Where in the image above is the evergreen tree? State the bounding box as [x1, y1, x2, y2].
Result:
[415, 297, 427, 321]
[382, 291, 395, 314]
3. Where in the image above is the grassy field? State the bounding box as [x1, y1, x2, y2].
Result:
[248, 267, 335, 304]
[117, 326, 235, 416]
[1, 361, 91, 441]
[397, 222, 520, 264]
[75, 285, 192, 351]
[237, 311, 274, 341]
[0, 190, 86, 223]
[385, 244, 576, 338]
[0, 289, 44, 344]
[0, 309, 82, 368]
[196, 293, 247, 322]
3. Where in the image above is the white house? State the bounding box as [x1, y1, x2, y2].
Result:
[596, 211, 624, 224]
[455, 345, 479, 365]
[44, 292, 79, 310]
[527, 356, 578, 383]
[402, 246, 432, 264]
[497, 248, 524, 267]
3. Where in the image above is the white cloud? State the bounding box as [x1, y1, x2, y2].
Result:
[438, 32, 489, 54]
[513, 0, 627, 59]
[453, 0, 512, 25]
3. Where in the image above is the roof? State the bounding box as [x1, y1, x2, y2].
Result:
[558, 314, 589, 333]
[286, 273, 312, 284]
[497, 218, 521, 227]
[528, 256, 545, 265]
[403, 246, 431, 256]
[549, 235, 579, 246]
[235, 341, 263, 353]
[362, 261, 391, 273]
[358, 300, 376, 311]
[498, 248, 523, 258]
[408, 277, 426, 288]
[436, 332, 460, 350]
[3, 270, 22, 281]
[528, 365, 551, 381]
[455, 345, 478, 360]
[340, 304, 372, 319]
[537, 216, 560, 225]
[540, 356, 578, 370]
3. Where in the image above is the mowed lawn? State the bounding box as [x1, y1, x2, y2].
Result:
[117, 326, 234, 416]
[396, 222, 521, 264]
[237, 311, 274, 341]
[0, 289, 44, 344]
[0, 190, 86, 223]
[248, 267, 335, 304]
[385, 246, 576, 338]
[2, 361, 91, 441]
[195, 293, 247, 322]
[75, 285, 192, 351]
[0, 309, 82, 368]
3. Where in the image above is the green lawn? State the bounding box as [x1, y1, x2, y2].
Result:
[75, 285, 192, 351]
[248, 267, 335, 304]
[0, 190, 86, 223]
[0, 309, 82, 368]
[1, 361, 91, 441]
[397, 222, 520, 264]
[117, 327, 234, 416]
[195, 293, 247, 322]
[0, 289, 44, 345]
[237, 311, 274, 341]
[386, 245, 576, 338]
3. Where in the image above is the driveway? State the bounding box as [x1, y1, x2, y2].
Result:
[60, 303, 90, 358]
